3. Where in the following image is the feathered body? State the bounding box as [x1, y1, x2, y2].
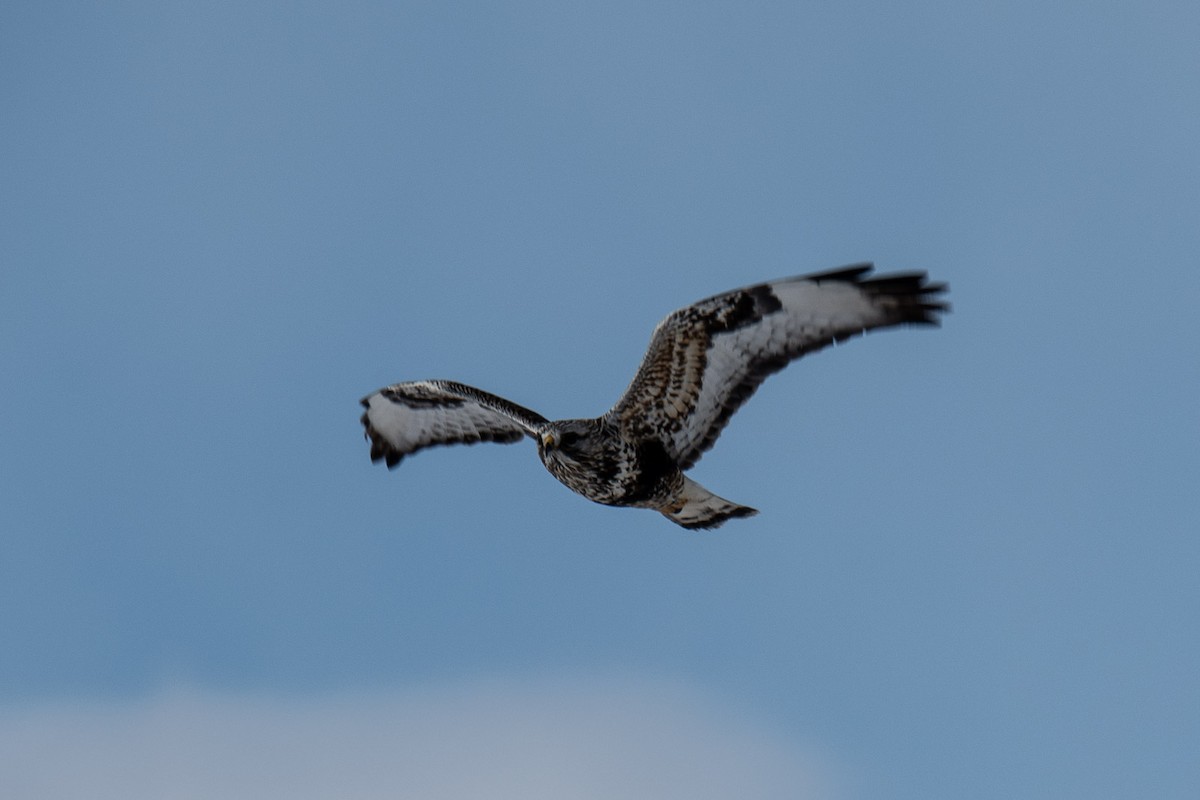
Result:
[361, 264, 948, 529]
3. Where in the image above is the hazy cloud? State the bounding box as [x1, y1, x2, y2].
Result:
[1, 676, 840, 799]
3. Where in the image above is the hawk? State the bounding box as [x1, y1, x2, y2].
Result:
[361, 264, 948, 529]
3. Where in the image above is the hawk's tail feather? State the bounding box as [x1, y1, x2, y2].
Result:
[661, 476, 758, 530]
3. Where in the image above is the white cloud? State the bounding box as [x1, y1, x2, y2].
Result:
[0, 675, 841, 800]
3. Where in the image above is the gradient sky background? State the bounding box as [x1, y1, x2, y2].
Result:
[3, 1, 1198, 798]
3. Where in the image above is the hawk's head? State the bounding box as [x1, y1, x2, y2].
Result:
[536, 418, 618, 500]
[538, 419, 601, 461]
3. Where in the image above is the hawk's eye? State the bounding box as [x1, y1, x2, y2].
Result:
[559, 431, 581, 448]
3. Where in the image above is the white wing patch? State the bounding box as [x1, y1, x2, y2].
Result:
[360, 380, 547, 468]
[677, 282, 878, 460]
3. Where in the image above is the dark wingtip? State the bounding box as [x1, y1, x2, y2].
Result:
[361, 405, 406, 469]
[802, 264, 950, 325]
[844, 269, 950, 327]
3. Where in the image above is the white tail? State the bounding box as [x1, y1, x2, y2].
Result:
[660, 476, 758, 530]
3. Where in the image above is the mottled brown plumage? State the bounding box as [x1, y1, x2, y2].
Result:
[361, 264, 947, 529]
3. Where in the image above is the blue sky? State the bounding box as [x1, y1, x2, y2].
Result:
[2, 1, 1198, 797]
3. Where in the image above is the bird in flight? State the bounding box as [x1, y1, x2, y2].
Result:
[361, 264, 948, 529]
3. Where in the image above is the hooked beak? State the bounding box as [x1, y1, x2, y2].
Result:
[540, 431, 557, 450]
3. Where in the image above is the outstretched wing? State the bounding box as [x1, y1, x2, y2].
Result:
[360, 380, 549, 468]
[605, 264, 948, 470]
